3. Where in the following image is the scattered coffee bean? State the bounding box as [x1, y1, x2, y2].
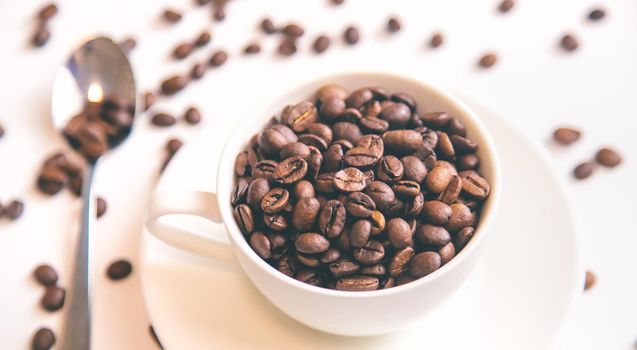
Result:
[190, 63, 206, 80]
[32, 327, 56, 350]
[560, 34, 579, 52]
[166, 138, 183, 155]
[479, 53, 497, 68]
[151, 113, 176, 127]
[588, 8, 606, 21]
[96, 197, 107, 218]
[331, 0, 345, 5]
[38, 3, 58, 21]
[430, 32, 443, 48]
[143, 92, 156, 111]
[595, 148, 622, 168]
[34, 264, 58, 287]
[161, 75, 188, 95]
[313, 35, 330, 54]
[387, 17, 401, 33]
[184, 107, 202, 125]
[194, 31, 212, 47]
[553, 127, 581, 145]
[107, 259, 132, 281]
[498, 0, 514, 13]
[162, 9, 182, 23]
[278, 39, 297, 56]
[261, 18, 276, 34]
[173, 43, 194, 59]
[41, 286, 65, 311]
[573, 161, 595, 180]
[209, 50, 228, 67]
[5, 200, 24, 220]
[32, 24, 51, 47]
[584, 270, 596, 291]
[244, 43, 261, 54]
[213, 8, 225, 21]
[283, 23, 304, 38]
[343, 26, 360, 45]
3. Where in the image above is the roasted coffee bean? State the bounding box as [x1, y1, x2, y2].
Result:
[447, 203, 474, 232]
[234, 148, 257, 176]
[324, 144, 345, 172]
[37, 166, 68, 195]
[387, 218, 412, 249]
[283, 23, 304, 38]
[459, 170, 490, 199]
[334, 139, 354, 151]
[329, 258, 360, 278]
[280, 142, 310, 160]
[331, 0, 345, 4]
[248, 161, 274, 182]
[425, 165, 453, 193]
[450, 135, 478, 154]
[296, 269, 324, 286]
[231, 178, 250, 206]
[163, 9, 182, 23]
[319, 97, 346, 121]
[553, 127, 581, 145]
[584, 270, 596, 291]
[387, 17, 401, 32]
[161, 75, 188, 95]
[184, 107, 202, 125]
[244, 43, 261, 54]
[278, 39, 297, 56]
[233, 204, 254, 234]
[298, 134, 328, 152]
[305, 123, 333, 144]
[306, 146, 323, 180]
[338, 108, 364, 124]
[404, 193, 424, 217]
[343, 26, 360, 45]
[293, 180, 315, 199]
[393, 180, 420, 198]
[260, 18, 276, 34]
[258, 130, 287, 156]
[320, 248, 341, 264]
[32, 327, 56, 350]
[479, 53, 497, 68]
[367, 211, 384, 236]
[107, 259, 132, 281]
[32, 24, 51, 47]
[365, 181, 396, 212]
[560, 34, 578, 52]
[263, 213, 288, 232]
[295, 233, 330, 254]
[273, 156, 308, 184]
[437, 132, 455, 160]
[360, 117, 389, 134]
[419, 112, 450, 129]
[333, 122, 363, 145]
[421, 200, 452, 225]
[438, 175, 462, 204]
[389, 246, 414, 277]
[588, 8, 605, 21]
[313, 35, 330, 53]
[445, 117, 467, 137]
[333, 167, 367, 192]
[283, 101, 318, 132]
[360, 264, 386, 277]
[143, 92, 156, 111]
[350, 220, 372, 248]
[41, 286, 65, 311]
[362, 101, 382, 119]
[595, 148, 622, 167]
[292, 197, 321, 231]
[390, 93, 417, 111]
[173, 43, 194, 59]
[249, 232, 272, 259]
[68, 175, 82, 196]
[416, 224, 451, 247]
[298, 252, 322, 268]
[209, 50, 228, 67]
[316, 84, 347, 102]
[385, 199, 404, 218]
[457, 154, 480, 170]
[430, 32, 444, 48]
[353, 240, 385, 265]
[399, 156, 427, 183]
[376, 156, 403, 183]
[38, 3, 58, 20]
[316, 172, 336, 193]
[439, 242, 456, 265]
[344, 134, 384, 167]
[345, 192, 375, 218]
[382, 130, 423, 155]
[5, 200, 24, 220]
[573, 162, 595, 180]
[336, 276, 379, 291]
[195, 31, 212, 47]
[96, 197, 107, 218]
[455, 226, 475, 250]
[409, 252, 441, 278]
[379, 102, 411, 127]
[498, 0, 515, 13]
[277, 257, 295, 277]
[345, 88, 373, 109]
[34, 264, 58, 287]
[319, 199, 346, 238]
[261, 188, 289, 213]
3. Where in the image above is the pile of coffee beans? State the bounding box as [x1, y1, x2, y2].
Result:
[232, 84, 491, 291]
[32, 2, 58, 47]
[63, 96, 135, 162]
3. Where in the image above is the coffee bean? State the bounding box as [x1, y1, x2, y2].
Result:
[560, 34, 578, 52]
[249, 232, 272, 259]
[195, 31, 212, 47]
[41, 286, 65, 311]
[162, 9, 182, 23]
[34, 264, 58, 287]
[360, 117, 389, 135]
[353, 240, 385, 265]
[430, 32, 443, 48]
[404, 193, 424, 217]
[379, 102, 411, 127]
[32, 24, 51, 47]
[459, 170, 490, 199]
[425, 165, 453, 193]
[261, 18, 276, 34]
[331, 0, 345, 4]
[438, 242, 456, 265]
[387, 218, 412, 249]
[319, 97, 346, 121]
[333, 167, 367, 192]
[336, 276, 379, 291]
[398, 156, 427, 183]
[421, 200, 452, 225]
[313, 35, 330, 53]
[416, 224, 451, 247]
[234, 148, 257, 177]
[296, 269, 325, 287]
[450, 135, 478, 154]
[350, 220, 372, 248]
[37, 166, 68, 195]
[588, 8, 605, 21]
[261, 188, 289, 214]
[360, 264, 386, 277]
[584, 270, 596, 291]
[382, 130, 423, 155]
[244, 43, 261, 54]
[94, 197, 107, 218]
[38, 3, 58, 20]
[479, 53, 497, 68]
[333, 122, 363, 145]
[278, 39, 297, 56]
[595, 148, 622, 168]
[319, 199, 346, 238]
[278, 142, 308, 160]
[344, 134, 384, 167]
[107, 259, 132, 280]
[323, 144, 344, 172]
[317, 85, 347, 104]
[345, 192, 375, 218]
[273, 156, 308, 184]
[447, 203, 474, 232]
[151, 113, 176, 127]
[343, 26, 360, 45]
[455, 226, 475, 250]
[345, 88, 373, 109]
[209, 50, 228, 67]
[553, 127, 581, 145]
[329, 258, 360, 278]
[32, 327, 56, 350]
[292, 197, 321, 231]
[290, 181, 314, 199]
[573, 162, 595, 179]
[389, 246, 414, 277]
[316, 172, 336, 193]
[390, 93, 416, 111]
[295, 233, 330, 254]
[5, 200, 24, 220]
[457, 154, 480, 170]
[231, 178, 249, 206]
[409, 252, 441, 278]
[282, 101, 318, 132]
[173, 43, 194, 59]
[143, 92, 156, 111]
[258, 130, 287, 157]
[445, 117, 467, 137]
[365, 181, 396, 212]
[387, 17, 401, 33]
[166, 138, 184, 155]
[283, 23, 304, 38]
[439, 175, 462, 204]
[304, 123, 333, 145]
[184, 107, 202, 125]
[161, 75, 188, 95]
[498, 0, 514, 13]
[119, 37, 137, 53]
[233, 204, 254, 234]
[392, 180, 420, 198]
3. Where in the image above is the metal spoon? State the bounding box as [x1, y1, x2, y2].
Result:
[51, 36, 137, 350]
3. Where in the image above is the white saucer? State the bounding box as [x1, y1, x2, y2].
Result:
[139, 98, 583, 350]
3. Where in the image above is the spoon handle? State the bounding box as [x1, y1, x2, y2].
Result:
[60, 165, 95, 350]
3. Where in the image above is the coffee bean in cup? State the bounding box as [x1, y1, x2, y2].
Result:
[231, 84, 491, 291]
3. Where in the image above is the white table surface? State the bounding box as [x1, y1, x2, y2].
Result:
[0, 0, 635, 349]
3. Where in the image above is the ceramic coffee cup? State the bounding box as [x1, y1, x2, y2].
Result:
[144, 71, 501, 337]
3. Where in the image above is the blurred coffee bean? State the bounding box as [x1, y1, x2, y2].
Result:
[334, 167, 367, 192]
[278, 38, 297, 56]
[143, 92, 156, 111]
[261, 188, 289, 213]
[244, 43, 261, 54]
[5, 200, 24, 220]
[329, 258, 360, 278]
[345, 192, 375, 218]
[353, 240, 385, 265]
[343, 26, 360, 45]
[553, 127, 581, 145]
[162, 9, 182, 23]
[161, 75, 188, 95]
[34, 264, 58, 287]
[595, 148, 622, 168]
[32, 24, 51, 47]
[283, 23, 304, 38]
[233, 204, 254, 234]
[41, 286, 65, 311]
[209, 50, 228, 67]
[336, 276, 379, 291]
[166, 137, 183, 155]
[438, 242, 456, 265]
[459, 171, 490, 199]
[350, 220, 371, 248]
[261, 18, 276, 34]
[456, 226, 475, 250]
[573, 161, 595, 179]
[106, 259, 132, 280]
[430, 32, 443, 48]
[584, 270, 596, 291]
[588, 8, 605, 21]
[313, 35, 330, 53]
[32, 327, 56, 350]
[190, 63, 206, 80]
[273, 156, 308, 184]
[560, 34, 579, 52]
[250, 232, 272, 259]
[319, 199, 346, 238]
[479, 53, 497, 68]
[498, 0, 514, 13]
[409, 252, 441, 278]
[184, 107, 202, 125]
[173, 43, 194, 59]
[194, 31, 212, 47]
[38, 3, 58, 20]
[151, 113, 176, 127]
[387, 218, 411, 249]
[387, 17, 401, 33]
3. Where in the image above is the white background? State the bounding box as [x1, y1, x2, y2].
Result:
[0, 0, 636, 349]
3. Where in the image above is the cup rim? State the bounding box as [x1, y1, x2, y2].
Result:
[217, 71, 501, 298]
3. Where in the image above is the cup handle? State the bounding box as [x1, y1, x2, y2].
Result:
[144, 191, 234, 260]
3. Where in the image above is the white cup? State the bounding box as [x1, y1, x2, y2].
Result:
[145, 72, 501, 337]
